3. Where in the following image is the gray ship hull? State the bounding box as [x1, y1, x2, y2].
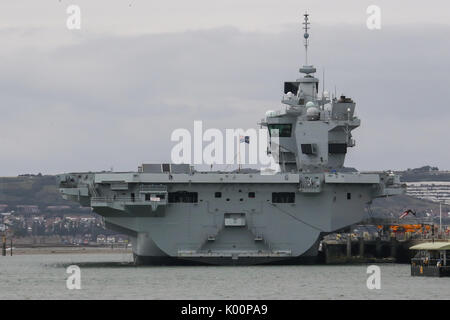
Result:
[59, 171, 403, 265]
[131, 235, 321, 266]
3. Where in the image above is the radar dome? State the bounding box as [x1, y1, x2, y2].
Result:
[265, 110, 276, 118]
[306, 106, 320, 121]
[305, 101, 315, 108]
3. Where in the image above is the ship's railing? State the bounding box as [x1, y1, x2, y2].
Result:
[411, 258, 447, 267]
[140, 185, 168, 192]
[88, 184, 99, 197]
[59, 181, 78, 188]
[91, 196, 144, 203]
[320, 110, 359, 122]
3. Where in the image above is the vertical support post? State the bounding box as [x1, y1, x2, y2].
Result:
[10, 238, 13, 256]
[359, 237, 364, 257]
[376, 237, 382, 258]
[439, 202, 442, 237]
[323, 242, 330, 264]
[390, 238, 397, 259]
[238, 142, 241, 172]
[346, 236, 351, 259]
[2, 235, 6, 256]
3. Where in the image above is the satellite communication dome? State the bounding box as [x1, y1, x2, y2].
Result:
[306, 106, 320, 121]
[265, 110, 276, 118]
[305, 101, 315, 108]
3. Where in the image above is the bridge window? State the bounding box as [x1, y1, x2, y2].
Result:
[215, 192, 222, 198]
[168, 191, 198, 203]
[347, 193, 351, 200]
[248, 192, 255, 198]
[272, 192, 295, 203]
[284, 81, 300, 94]
[268, 124, 292, 137]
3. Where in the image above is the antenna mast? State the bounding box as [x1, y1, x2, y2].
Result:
[302, 12, 310, 65]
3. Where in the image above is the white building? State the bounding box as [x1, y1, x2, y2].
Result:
[96, 234, 106, 243]
[406, 181, 450, 205]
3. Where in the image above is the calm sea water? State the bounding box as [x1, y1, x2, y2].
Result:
[0, 253, 449, 300]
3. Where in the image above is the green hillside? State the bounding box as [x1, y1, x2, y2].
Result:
[0, 175, 77, 211]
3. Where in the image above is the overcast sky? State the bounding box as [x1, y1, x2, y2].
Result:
[0, 1, 449, 176]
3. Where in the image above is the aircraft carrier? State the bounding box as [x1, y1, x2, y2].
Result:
[57, 14, 405, 265]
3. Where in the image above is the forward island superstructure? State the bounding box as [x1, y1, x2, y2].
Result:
[57, 14, 405, 265]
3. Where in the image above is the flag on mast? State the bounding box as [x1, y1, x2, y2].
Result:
[239, 136, 250, 144]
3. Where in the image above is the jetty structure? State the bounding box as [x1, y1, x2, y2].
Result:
[410, 242, 450, 277]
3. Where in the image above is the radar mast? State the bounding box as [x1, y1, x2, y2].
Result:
[302, 12, 310, 65]
[299, 12, 316, 76]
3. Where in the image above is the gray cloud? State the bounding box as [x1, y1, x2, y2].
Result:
[0, 23, 449, 175]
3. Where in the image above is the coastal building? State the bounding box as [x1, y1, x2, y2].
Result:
[406, 181, 450, 205]
[46, 205, 71, 212]
[96, 234, 106, 243]
[116, 235, 128, 243]
[16, 205, 40, 214]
